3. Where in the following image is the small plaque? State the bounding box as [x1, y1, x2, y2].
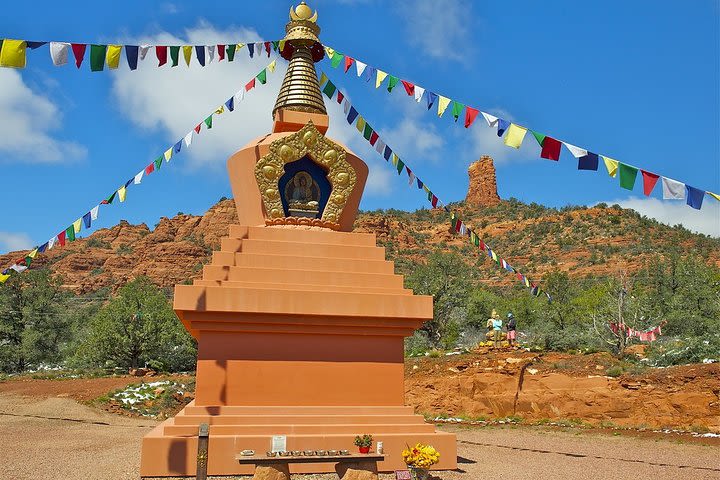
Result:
[395, 471, 412, 480]
[271, 435, 287, 453]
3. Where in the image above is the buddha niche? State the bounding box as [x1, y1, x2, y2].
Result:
[286, 171, 320, 217]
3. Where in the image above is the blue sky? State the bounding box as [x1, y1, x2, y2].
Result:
[1, 0, 718, 254]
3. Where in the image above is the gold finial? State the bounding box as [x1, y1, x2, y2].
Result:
[290, 1, 318, 22]
[272, 1, 326, 117]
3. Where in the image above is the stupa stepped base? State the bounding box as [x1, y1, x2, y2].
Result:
[140, 403, 457, 477]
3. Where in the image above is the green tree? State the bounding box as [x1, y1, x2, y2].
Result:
[0, 269, 70, 373]
[76, 277, 196, 371]
[405, 252, 473, 348]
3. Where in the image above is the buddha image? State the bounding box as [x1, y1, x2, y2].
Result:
[285, 171, 320, 216]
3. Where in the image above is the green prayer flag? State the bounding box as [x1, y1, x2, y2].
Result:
[363, 123, 373, 141]
[154, 157, 162, 170]
[322, 79, 336, 98]
[473, 234, 480, 247]
[105, 191, 116, 204]
[272, 40, 279, 51]
[90, 44, 107, 71]
[330, 51, 343, 68]
[387, 75, 399, 92]
[66, 226, 75, 242]
[226, 44, 236, 61]
[169, 46, 180, 66]
[25, 255, 32, 267]
[531, 131, 546, 146]
[256, 69, 267, 84]
[451, 101, 464, 121]
[427, 189, 433, 202]
[618, 163, 639, 190]
[451, 213, 458, 230]
[204, 115, 213, 129]
[396, 159, 404, 174]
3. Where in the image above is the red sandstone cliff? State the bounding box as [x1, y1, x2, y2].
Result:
[465, 156, 501, 206]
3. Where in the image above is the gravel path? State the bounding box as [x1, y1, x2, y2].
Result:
[1, 394, 718, 480]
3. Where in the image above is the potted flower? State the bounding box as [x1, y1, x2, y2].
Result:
[353, 434, 373, 454]
[402, 443, 440, 480]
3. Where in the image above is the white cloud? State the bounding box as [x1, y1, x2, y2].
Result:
[603, 196, 720, 237]
[0, 69, 87, 163]
[377, 98, 445, 162]
[0, 231, 33, 252]
[399, 0, 472, 61]
[110, 23, 284, 170]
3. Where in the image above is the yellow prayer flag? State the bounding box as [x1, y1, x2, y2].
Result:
[215, 106, 224, 114]
[524, 277, 530, 287]
[391, 153, 399, 167]
[708, 192, 720, 202]
[73, 219, 82, 234]
[491, 251, 498, 262]
[278, 40, 286, 52]
[356, 116, 365, 133]
[0, 39, 27, 68]
[106, 45, 122, 69]
[319, 72, 328, 86]
[504, 124, 528, 149]
[28, 248, 39, 259]
[602, 156, 619, 177]
[0, 273, 10, 283]
[164, 148, 173, 162]
[268, 60, 277, 73]
[437, 96, 451, 117]
[324, 46, 335, 57]
[375, 70, 388, 89]
[235, 43, 245, 52]
[423, 185, 430, 193]
[118, 186, 127, 203]
[183, 46, 192, 66]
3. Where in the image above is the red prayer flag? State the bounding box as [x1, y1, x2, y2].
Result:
[194, 124, 202, 134]
[156, 46, 168, 66]
[431, 195, 438, 208]
[401, 80, 415, 96]
[479, 240, 486, 250]
[344, 56, 354, 73]
[337, 91, 344, 104]
[455, 220, 462, 233]
[57, 231, 66, 247]
[245, 78, 256, 91]
[217, 44, 225, 61]
[145, 163, 155, 175]
[264, 42, 271, 57]
[641, 170, 660, 196]
[540, 136, 562, 161]
[71, 44, 87, 68]
[369, 131, 379, 146]
[464, 107, 480, 128]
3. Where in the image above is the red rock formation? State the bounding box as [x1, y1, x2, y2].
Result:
[465, 155, 501, 207]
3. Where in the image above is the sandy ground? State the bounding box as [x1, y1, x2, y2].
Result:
[1, 394, 718, 480]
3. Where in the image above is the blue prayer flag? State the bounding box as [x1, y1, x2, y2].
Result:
[426, 91, 437, 110]
[497, 119, 510, 137]
[125, 45, 139, 70]
[38, 242, 49, 253]
[417, 178, 423, 189]
[686, 185, 705, 210]
[383, 145, 392, 161]
[82, 212, 92, 229]
[247, 43, 254, 58]
[225, 97, 235, 112]
[174, 140, 182, 154]
[578, 152, 599, 171]
[364, 66, 376, 83]
[26, 41, 47, 49]
[195, 45, 205, 66]
[346, 106, 359, 124]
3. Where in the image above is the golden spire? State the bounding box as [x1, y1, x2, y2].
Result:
[272, 2, 327, 117]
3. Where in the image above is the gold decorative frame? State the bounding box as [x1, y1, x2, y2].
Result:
[255, 121, 357, 230]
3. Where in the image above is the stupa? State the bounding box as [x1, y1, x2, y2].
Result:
[140, 2, 457, 476]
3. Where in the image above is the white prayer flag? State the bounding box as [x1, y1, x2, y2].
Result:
[207, 45, 215, 63]
[414, 86, 425, 103]
[481, 112, 498, 127]
[355, 60, 367, 77]
[563, 142, 588, 158]
[343, 99, 350, 115]
[661, 177, 685, 200]
[139, 45, 151, 60]
[49, 42, 70, 66]
[375, 139, 385, 154]
[408, 171, 416, 186]
[48, 237, 57, 250]
[235, 89, 245, 103]
[90, 205, 99, 221]
[10, 265, 27, 273]
[184, 131, 193, 148]
[134, 171, 144, 185]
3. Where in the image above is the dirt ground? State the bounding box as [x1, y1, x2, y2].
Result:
[1, 393, 719, 480]
[406, 348, 720, 432]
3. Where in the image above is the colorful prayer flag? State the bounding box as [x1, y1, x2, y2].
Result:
[0, 39, 27, 68]
[685, 185, 704, 209]
[451, 101, 464, 121]
[602, 156, 619, 177]
[661, 177, 685, 200]
[125, 45, 139, 70]
[106, 45, 122, 69]
[387, 75, 399, 92]
[256, 69, 267, 84]
[541, 137, 562, 161]
[437, 96, 451, 117]
[504, 124, 528, 148]
[578, 152, 599, 171]
[156, 46, 167, 66]
[497, 119, 510, 137]
[618, 163, 638, 190]
[183, 45, 192, 66]
[563, 142, 588, 158]
[375, 69, 388, 88]
[71, 44, 87, 68]
[401, 80, 415, 96]
[169, 45, 180, 66]
[90, 44, 107, 71]
[344, 56, 354, 73]
[464, 107, 479, 128]
[640, 170, 660, 196]
[50, 42, 70, 66]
